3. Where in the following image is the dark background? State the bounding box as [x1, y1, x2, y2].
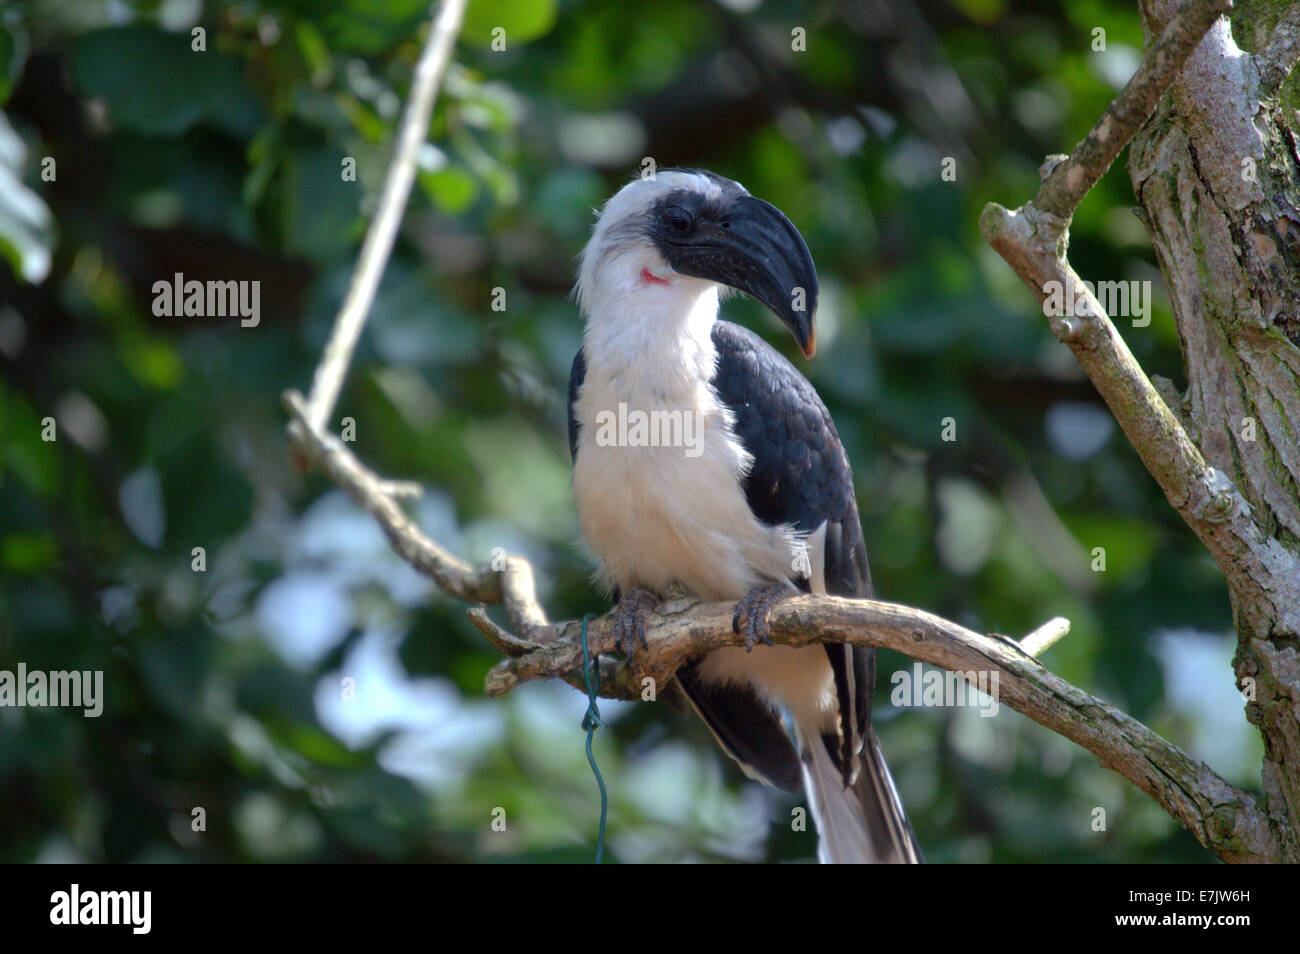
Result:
[2, 0, 1288, 862]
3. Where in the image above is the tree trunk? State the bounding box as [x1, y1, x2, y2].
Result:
[1129, 0, 1300, 861]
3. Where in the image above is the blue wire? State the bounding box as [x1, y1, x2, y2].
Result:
[579, 613, 607, 864]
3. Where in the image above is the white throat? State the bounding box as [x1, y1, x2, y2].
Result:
[581, 261, 721, 393]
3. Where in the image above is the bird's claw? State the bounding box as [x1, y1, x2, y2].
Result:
[612, 586, 659, 662]
[732, 581, 791, 651]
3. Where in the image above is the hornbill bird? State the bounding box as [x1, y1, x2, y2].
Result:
[567, 169, 921, 864]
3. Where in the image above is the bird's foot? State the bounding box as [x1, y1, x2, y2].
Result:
[612, 586, 659, 662]
[733, 581, 793, 651]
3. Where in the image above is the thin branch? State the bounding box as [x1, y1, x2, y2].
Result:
[466, 606, 627, 698]
[1257, 4, 1300, 96]
[1036, 0, 1230, 220]
[1020, 616, 1071, 657]
[301, 0, 469, 434]
[483, 597, 1047, 698]
[481, 593, 1275, 862]
[285, 390, 548, 637]
[978, 0, 1278, 611]
[979, 204, 1257, 547]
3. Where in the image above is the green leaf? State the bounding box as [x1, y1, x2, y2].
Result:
[306, 0, 429, 56]
[1, 531, 58, 573]
[462, 0, 557, 47]
[0, 382, 60, 497]
[419, 165, 478, 214]
[286, 148, 363, 262]
[0, 110, 53, 283]
[294, 20, 332, 80]
[71, 26, 244, 136]
[0, 16, 29, 106]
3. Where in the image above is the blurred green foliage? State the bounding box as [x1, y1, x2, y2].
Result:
[1, 0, 1281, 863]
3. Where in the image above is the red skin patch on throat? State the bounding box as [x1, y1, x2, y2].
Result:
[640, 267, 671, 286]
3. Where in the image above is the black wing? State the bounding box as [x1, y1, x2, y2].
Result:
[568, 347, 586, 463]
[711, 321, 872, 597]
[711, 322, 919, 860]
[710, 319, 873, 767]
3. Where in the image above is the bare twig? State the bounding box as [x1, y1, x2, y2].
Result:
[285, 390, 548, 637]
[1036, 0, 1231, 219]
[301, 0, 469, 434]
[1019, 616, 1071, 657]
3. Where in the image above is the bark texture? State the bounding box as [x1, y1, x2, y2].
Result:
[1130, 0, 1300, 861]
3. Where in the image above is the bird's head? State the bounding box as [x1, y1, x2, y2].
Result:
[576, 169, 819, 358]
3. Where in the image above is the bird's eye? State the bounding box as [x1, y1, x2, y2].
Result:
[664, 207, 693, 234]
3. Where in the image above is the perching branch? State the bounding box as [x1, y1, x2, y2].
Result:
[485, 595, 1274, 862]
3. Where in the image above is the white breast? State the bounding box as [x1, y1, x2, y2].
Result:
[571, 360, 836, 731]
[572, 368, 795, 600]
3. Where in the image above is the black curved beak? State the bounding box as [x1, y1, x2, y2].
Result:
[661, 195, 819, 357]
